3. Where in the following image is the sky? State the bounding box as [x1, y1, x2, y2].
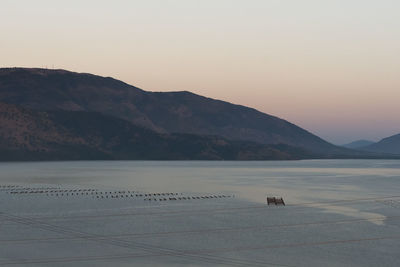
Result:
[1, 0, 399, 144]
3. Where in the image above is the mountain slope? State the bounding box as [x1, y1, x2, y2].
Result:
[342, 140, 375, 149]
[361, 134, 400, 155]
[0, 102, 313, 161]
[0, 67, 349, 155]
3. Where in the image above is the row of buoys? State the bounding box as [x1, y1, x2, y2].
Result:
[143, 195, 232, 201]
[109, 191, 134, 194]
[93, 194, 232, 201]
[144, 198, 169, 201]
[0, 185, 21, 188]
[90, 192, 179, 197]
[2, 186, 59, 191]
[44, 193, 92, 196]
[13, 191, 178, 199]
[95, 194, 137, 199]
[92, 193, 180, 199]
[9, 189, 97, 194]
[4, 186, 179, 198]
[7, 190, 181, 199]
[42, 193, 128, 198]
[143, 193, 179, 196]
[3, 186, 235, 203]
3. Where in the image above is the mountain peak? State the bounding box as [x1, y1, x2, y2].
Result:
[342, 140, 375, 149]
[362, 133, 400, 155]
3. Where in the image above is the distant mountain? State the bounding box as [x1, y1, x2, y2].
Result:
[0, 103, 313, 161]
[0, 67, 351, 156]
[361, 134, 400, 155]
[342, 140, 375, 149]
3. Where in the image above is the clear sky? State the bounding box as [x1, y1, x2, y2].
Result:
[1, 0, 399, 144]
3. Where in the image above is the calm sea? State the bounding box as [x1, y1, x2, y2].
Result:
[1, 160, 399, 266]
[1, 159, 399, 203]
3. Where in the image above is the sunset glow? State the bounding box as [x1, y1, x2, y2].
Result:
[1, 0, 399, 143]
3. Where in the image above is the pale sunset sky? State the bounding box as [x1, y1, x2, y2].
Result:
[1, 0, 399, 144]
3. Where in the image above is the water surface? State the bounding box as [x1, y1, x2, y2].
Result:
[1, 160, 399, 266]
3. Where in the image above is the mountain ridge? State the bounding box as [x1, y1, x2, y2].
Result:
[361, 133, 400, 155]
[342, 140, 375, 149]
[0, 102, 315, 161]
[0, 67, 350, 155]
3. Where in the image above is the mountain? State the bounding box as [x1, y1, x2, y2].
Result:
[361, 134, 400, 155]
[0, 102, 313, 161]
[342, 140, 375, 149]
[0, 67, 350, 156]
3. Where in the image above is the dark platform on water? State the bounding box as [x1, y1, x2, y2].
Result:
[267, 196, 285, 206]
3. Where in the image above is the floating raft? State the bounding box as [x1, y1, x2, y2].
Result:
[267, 196, 285, 206]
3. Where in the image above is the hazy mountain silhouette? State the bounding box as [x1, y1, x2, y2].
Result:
[361, 134, 400, 155]
[342, 140, 375, 149]
[0, 68, 352, 156]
